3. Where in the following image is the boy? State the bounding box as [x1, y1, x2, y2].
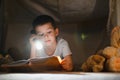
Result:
[29, 15, 73, 71]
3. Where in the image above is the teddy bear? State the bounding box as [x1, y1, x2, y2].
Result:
[81, 26, 120, 72]
[102, 26, 120, 72]
[81, 54, 105, 72]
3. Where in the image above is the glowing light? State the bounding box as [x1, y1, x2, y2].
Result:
[57, 56, 62, 63]
[81, 33, 87, 40]
[35, 40, 43, 50]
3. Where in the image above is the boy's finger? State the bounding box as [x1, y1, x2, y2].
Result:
[61, 59, 66, 64]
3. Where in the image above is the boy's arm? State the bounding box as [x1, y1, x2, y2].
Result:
[29, 34, 37, 59]
[61, 54, 73, 71]
[30, 46, 36, 59]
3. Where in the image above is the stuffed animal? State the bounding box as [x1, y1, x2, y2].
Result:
[101, 26, 120, 72]
[81, 54, 105, 72]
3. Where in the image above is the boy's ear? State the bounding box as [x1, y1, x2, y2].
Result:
[55, 28, 59, 36]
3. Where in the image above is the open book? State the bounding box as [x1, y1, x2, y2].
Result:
[1, 56, 62, 72]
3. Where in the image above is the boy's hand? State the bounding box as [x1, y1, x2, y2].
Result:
[61, 55, 73, 71]
[29, 34, 38, 46]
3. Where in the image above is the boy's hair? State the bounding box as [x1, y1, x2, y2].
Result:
[32, 15, 57, 30]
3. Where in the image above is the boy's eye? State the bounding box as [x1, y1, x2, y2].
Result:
[47, 31, 52, 34]
[38, 33, 44, 37]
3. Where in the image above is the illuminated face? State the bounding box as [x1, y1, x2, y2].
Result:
[35, 22, 59, 46]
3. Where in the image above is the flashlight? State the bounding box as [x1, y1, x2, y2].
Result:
[35, 40, 43, 50]
[33, 38, 43, 50]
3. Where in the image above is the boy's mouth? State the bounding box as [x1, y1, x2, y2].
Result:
[45, 40, 51, 43]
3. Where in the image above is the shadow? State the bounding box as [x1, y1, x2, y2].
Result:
[8, 48, 23, 61]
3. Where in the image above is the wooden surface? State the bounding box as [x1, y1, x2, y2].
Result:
[0, 72, 120, 80]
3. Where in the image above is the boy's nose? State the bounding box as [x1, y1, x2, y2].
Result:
[44, 33, 49, 38]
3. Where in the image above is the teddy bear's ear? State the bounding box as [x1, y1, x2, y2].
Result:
[102, 46, 117, 59]
[111, 26, 120, 48]
[96, 49, 103, 56]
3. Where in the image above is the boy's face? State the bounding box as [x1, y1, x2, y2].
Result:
[35, 22, 59, 46]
